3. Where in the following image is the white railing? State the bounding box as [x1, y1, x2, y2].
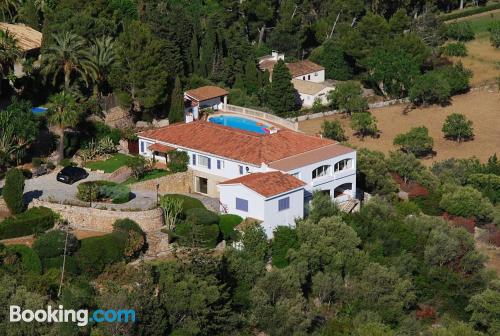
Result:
[224, 104, 299, 131]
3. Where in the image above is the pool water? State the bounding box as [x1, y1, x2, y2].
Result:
[209, 115, 271, 134]
[32, 107, 48, 114]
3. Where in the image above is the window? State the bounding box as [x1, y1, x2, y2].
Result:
[192, 154, 196, 165]
[239, 165, 243, 175]
[278, 197, 290, 211]
[334, 159, 351, 172]
[312, 165, 331, 179]
[198, 155, 211, 169]
[307, 75, 310, 80]
[217, 160, 223, 169]
[140, 141, 145, 153]
[236, 198, 248, 212]
[245, 166, 250, 173]
[292, 172, 300, 179]
[302, 76, 305, 80]
[314, 72, 318, 76]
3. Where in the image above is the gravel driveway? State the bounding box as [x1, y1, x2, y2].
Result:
[22, 170, 158, 210]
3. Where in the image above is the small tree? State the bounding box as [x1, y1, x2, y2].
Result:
[442, 113, 474, 142]
[2, 168, 25, 214]
[409, 72, 451, 106]
[393, 126, 433, 157]
[489, 22, 500, 48]
[265, 59, 298, 116]
[351, 112, 378, 139]
[446, 22, 475, 41]
[328, 81, 368, 115]
[440, 185, 494, 220]
[125, 155, 148, 179]
[311, 97, 323, 113]
[160, 196, 183, 230]
[168, 151, 189, 173]
[321, 120, 346, 141]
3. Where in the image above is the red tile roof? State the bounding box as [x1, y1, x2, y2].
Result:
[138, 121, 336, 166]
[148, 143, 176, 153]
[220, 171, 305, 197]
[287, 60, 324, 78]
[185, 86, 228, 102]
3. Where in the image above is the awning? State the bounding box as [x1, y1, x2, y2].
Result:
[148, 143, 176, 154]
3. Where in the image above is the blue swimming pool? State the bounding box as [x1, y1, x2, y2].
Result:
[209, 115, 271, 134]
[31, 107, 48, 114]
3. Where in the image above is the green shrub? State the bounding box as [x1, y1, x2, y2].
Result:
[414, 192, 443, 216]
[441, 4, 500, 21]
[395, 201, 421, 217]
[169, 151, 189, 173]
[92, 122, 121, 145]
[33, 230, 79, 260]
[409, 71, 451, 106]
[489, 21, 500, 48]
[175, 221, 219, 248]
[2, 168, 25, 214]
[164, 194, 205, 213]
[0, 207, 56, 239]
[113, 218, 146, 260]
[271, 226, 299, 268]
[31, 157, 42, 167]
[7, 245, 41, 274]
[77, 181, 130, 203]
[76, 233, 126, 275]
[441, 42, 468, 56]
[440, 185, 494, 220]
[185, 208, 219, 226]
[446, 22, 475, 41]
[436, 63, 472, 95]
[46, 161, 55, 170]
[219, 214, 243, 241]
[43, 255, 80, 274]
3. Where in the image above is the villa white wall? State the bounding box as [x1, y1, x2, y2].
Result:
[138, 138, 265, 180]
[262, 189, 304, 238]
[299, 87, 334, 107]
[219, 184, 304, 238]
[219, 184, 265, 220]
[286, 151, 357, 199]
[293, 69, 325, 83]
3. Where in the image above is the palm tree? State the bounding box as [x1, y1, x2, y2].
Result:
[47, 92, 80, 163]
[87, 36, 117, 99]
[41, 32, 93, 90]
[0, 0, 20, 22]
[0, 29, 20, 93]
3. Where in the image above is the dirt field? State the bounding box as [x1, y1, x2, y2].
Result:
[451, 33, 500, 86]
[299, 89, 500, 165]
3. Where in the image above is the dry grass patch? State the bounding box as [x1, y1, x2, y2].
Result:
[299, 89, 500, 166]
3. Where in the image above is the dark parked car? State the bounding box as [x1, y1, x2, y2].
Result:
[57, 166, 89, 184]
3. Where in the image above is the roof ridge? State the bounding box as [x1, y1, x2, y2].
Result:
[268, 142, 343, 164]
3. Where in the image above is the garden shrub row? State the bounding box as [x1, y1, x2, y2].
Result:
[76, 232, 127, 276]
[77, 180, 131, 204]
[0, 207, 56, 239]
[441, 3, 500, 21]
[7, 244, 42, 274]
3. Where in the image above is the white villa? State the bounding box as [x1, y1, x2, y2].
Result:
[184, 86, 228, 123]
[138, 111, 357, 237]
[258, 51, 335, 108]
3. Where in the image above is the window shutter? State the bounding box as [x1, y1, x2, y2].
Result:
[192, 154, 196, 165]
[236, 198, 248, 212]
[239, 165, 243, 174]
[217, 160, 221, 169]
[207, 158, 211, 169]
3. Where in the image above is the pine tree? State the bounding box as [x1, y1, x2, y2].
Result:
[266, 60, 297, 116]
[169, 76, 184, 124]
[233, 74, 246, 92]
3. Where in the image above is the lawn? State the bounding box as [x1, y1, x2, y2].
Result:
[463, 10, 500, 33]
[84, 153, 130, 173]
[123, 169, 170, 184]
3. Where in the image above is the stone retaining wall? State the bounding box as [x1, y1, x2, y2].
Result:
[131, 170, 193, 194]
[30, 199, 163, 233]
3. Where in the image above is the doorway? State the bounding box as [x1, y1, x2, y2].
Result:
[196, 176, 208, 194]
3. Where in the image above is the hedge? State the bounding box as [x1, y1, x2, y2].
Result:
[7, 244, 42, 274]
[113, 218, 146, 260]
[441, 4, 500, 21]
[76, 232, 126, 275]
[163, 194, 205, 213]
[0, 207, 56, 239]
[219, 214, 243, 241]
[33, 230, 79, 260]
[185, 208, 219, 226]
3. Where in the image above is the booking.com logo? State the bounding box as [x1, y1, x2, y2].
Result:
[10, 305, 136, 327]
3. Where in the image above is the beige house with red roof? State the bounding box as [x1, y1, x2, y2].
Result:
[138, 120, 357, 237]
[184, 86, 228, 123]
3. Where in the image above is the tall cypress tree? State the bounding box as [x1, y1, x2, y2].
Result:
[244, 58, 259, 94]
[188, 32, 199, 75]
[199, 21, 217, 77]
[266, 60, 297, 115]
[169, 76, 184, 123]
